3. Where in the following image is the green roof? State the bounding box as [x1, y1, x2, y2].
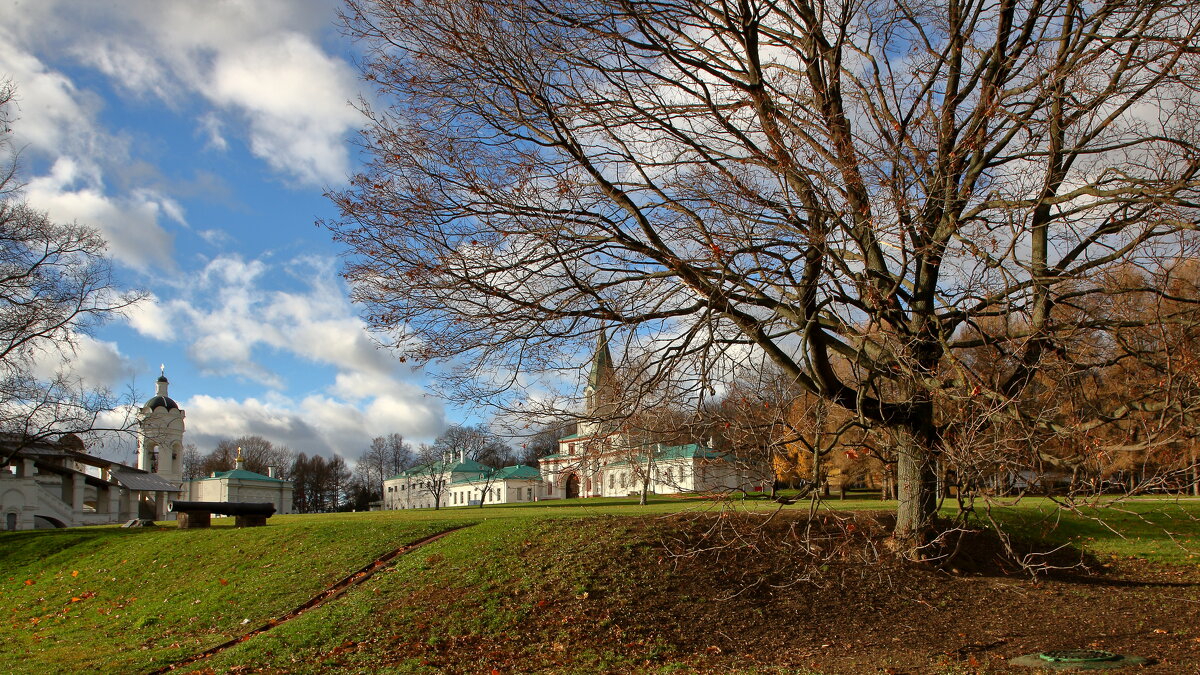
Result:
[449, 459, 491, 474]
[587, 331, 614, 393]
[390, 458, 493, 480]
[449, 464, 544, 485]
[193, 468, 286, 483]
[491, 464, 542, 480]
[656, 443, 726, 460]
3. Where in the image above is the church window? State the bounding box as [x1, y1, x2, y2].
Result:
[619, 473, 627, 489]
[569, 443, 575, 455]
[608, 473, 614, 490]
[526, 487, 532, 500]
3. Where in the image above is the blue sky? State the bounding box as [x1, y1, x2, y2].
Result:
[1, 0, 453, 462]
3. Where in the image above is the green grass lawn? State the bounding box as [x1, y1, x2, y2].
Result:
[0, 496, 1196, 674]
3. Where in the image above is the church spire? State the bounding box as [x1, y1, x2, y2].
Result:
[585, 330, 614, 416]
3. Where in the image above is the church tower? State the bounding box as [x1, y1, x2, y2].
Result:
[137, 368, 186, 485]
[579, 332, 616, 437]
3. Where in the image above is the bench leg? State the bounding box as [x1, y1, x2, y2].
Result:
[177, 511, 211, 529]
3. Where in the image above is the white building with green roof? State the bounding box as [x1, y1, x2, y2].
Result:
[382, 452, 544, 509]
[182, 447, 294, 514]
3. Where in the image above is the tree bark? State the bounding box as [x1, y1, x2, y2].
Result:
[893, 428, 939, 552]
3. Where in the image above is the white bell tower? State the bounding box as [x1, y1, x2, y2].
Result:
[137, 366, 186, 485]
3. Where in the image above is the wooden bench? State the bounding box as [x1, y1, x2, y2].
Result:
[169, 500, 277, 528]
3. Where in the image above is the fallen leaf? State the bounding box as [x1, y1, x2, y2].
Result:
[71, 571, 79, 578]
[24, 580, 34, 586]
[219, 579, 228, 586]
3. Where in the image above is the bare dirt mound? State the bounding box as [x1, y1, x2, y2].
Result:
[521, 512, 1200, 673]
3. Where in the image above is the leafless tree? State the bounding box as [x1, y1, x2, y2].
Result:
[202, 435, 295, 478]
[181, 442, 204, 480]
[0, 82, 144, 465]
[332, 0, 1200, 550]
[411, 442, 454, 509]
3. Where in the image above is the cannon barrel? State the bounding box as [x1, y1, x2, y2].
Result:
[169, 500, 276, 517]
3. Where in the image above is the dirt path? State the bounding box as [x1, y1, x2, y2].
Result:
[145, 525, 470, 674]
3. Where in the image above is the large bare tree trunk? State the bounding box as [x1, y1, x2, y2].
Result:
[893, 416, 939, 552]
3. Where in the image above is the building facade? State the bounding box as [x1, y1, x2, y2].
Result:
[537, 333, 760, 500]
[383, 453, 543, 509]
[183, 448, 294, 514]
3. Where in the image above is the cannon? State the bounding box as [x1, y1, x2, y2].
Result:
[169, 500, 277, 528]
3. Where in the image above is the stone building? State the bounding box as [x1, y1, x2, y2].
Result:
[537, 334, 759, 499]
[1, 435, 180, 530]
[383, 452, 542, 510]
[137, 369, 186, 485]
[182, 447, 294, 514]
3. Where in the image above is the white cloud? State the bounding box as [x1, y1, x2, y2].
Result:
[198, 112, 228, 152]
[12, 0, 362, 187]
[77, 40, 174, 101]
[0, 36, 98, 157]
[23, 158, 178, 269]
[28, 334, 141, 392]
[124, 253, 446, 456]
[206, 33, 360, 185]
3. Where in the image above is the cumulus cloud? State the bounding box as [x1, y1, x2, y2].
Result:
[14, 0, 362, 187]
[205, 32, 360, 185]
[0, 36, 100, 157]
[198, 112, 228, 152]
[22, 158, 179, 269]
[126, 254, 446, 456]
[27, 334, 141, 392]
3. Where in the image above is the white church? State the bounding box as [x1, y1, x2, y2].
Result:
[537, 333, 757, 500]
[382, 335, 760, 510]
[1, 370, 292, 530]
[143, 371, 293, 514]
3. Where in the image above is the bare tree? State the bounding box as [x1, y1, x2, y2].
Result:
[202, 435, 295, 478]
[332, 0, 1200, 550]
[0, 82, 144, 465]
[515, 423, 574, 466]
[181, 442, 204, 480]
[410, 442, 454, 509]
[358, 436, 389, 497]
[382, 432, 414, 476]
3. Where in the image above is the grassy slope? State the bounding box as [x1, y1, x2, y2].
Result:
[0, 515, 454, 674]
[0, 497, 1196, 674]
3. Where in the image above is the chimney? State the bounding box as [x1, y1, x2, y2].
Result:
[268, 466, 277, 479]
